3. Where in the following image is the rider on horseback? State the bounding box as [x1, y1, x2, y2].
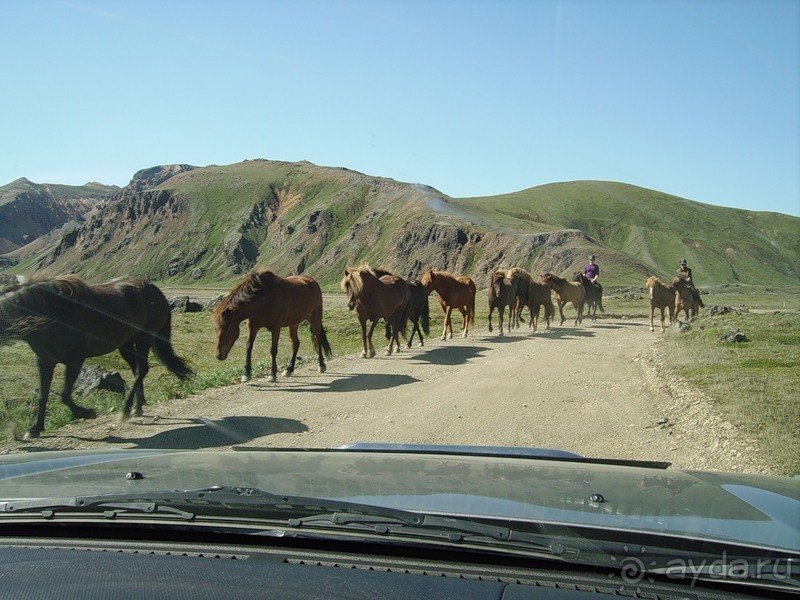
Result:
[583, 255, 600, 290]
[677, 259, 704, 307]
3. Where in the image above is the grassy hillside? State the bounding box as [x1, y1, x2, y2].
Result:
[4, 162, 798, 289]
[450, 181, 798, 285]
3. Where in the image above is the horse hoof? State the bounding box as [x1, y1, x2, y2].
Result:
[267, 375, 277, 383]
[241, 374, 251, 383]
[282, 369, 292, 377]
[133, 409, 143, 418]
[649, 327, 654, 332]
[119, 412, 131, 422]
[23, 429, 41, 441]
[319, 365, 326, 374]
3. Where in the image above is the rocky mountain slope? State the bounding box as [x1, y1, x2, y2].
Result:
[0, 178, 118, 255]
[5, 160, 798, 288]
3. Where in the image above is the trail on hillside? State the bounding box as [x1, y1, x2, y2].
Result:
[2, 317, 777, 475]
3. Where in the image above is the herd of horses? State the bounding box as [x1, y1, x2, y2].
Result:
[1, 265, 697, 439]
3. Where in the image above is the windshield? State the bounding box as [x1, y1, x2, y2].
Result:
[1, 0, 798, 586]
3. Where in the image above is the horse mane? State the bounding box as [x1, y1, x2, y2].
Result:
[214, 269, 279, 317]
[542, 272, 566, 284]
[340, 263, 377, 297]
[0, 274, 91, 337]
[645, 275, 662, 288]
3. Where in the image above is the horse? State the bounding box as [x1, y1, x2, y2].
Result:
[487, 269, 517, 336]
[0, 275, 192, 439]
[645, 276, 676, 332]
[541, 273, 585, 326]
[420, 269, 476, 340]
[372, 268, 430, 349]
[213, 270, 332, 383]
[673, 274, 702, 321]
[574, 272, 604, 321]
[341, 265, 411, 357]
[505, 267, 531, 330]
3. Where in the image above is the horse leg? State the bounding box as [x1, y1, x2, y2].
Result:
[488, 305, 494, 333]
[558, 300, 566, 326]
[310, 318, 328, 373]
[242, 321, 260, 382]
[268, 327, 281, 382]
[283, 324, 300, 377]
[407, 316, 419, 348]
[649, 304, 656, 332]
[359, 317, 370, 358]
[459, 307, 469, 337]
[25, 357, 57, 439]
[497, 306, 504, 336]
[119, 342, 149, 419]
[61, 361, 98, 422]
[366, 319, 379, 357]
[441, 306, 453, 340]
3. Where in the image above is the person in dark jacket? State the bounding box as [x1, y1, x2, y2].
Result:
[676, 259, 703, 307]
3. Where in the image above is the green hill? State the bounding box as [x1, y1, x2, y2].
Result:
[6, 161, 798, 289]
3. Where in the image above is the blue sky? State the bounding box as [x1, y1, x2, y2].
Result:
[3, 0, 798, 216]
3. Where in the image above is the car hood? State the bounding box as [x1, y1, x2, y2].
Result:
[0, 447, 797, 552]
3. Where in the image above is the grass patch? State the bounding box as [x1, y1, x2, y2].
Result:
[656, 312, 800, 476]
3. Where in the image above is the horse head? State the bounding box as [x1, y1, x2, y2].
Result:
[212, 306, 240, 360]
[419, 270, 435, 294]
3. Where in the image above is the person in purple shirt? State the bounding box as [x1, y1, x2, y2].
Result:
[583, 255, 600, 284]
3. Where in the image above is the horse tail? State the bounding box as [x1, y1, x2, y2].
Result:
[317, 326, 333, 359]
[420, 294, 430, 334]
[154, 314, 193, 380]
[397, 295, 411, 336]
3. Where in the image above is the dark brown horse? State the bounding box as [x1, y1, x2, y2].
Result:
[372, 269, 430, 349]
[574, 272, 604, 322]
[341, 265, 411, 357]
[420, 269, 476, 340]
[645, 276, 676, 332]
[506, 267, 554, 332]
[673, 274, 702, 321]
[487, 269, 517, 336]
[213, 270, 332, 382]
[0, 275, 192, 439]
[541, 273, 585, 326]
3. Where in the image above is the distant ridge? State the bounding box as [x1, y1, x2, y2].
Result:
[2, 160, 797, 288]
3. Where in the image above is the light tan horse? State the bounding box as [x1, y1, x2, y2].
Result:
[645, 276, 676, 332]
[541, 273, 585, 326]
[420, 269, 476, 340]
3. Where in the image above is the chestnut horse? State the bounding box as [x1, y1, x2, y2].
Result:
[506, 267, 554, 332]
[645, 276, 676, 332]
[574, 272, 604, 322]
[420, 269, 476, 340]
[673, 275, 702, 321]
[487, 269, 517, 336]
[541, 273, 585, 326]
[0, 275, 192, 439]
[341, 265, 411, 357]
[213, 270, 332, 382]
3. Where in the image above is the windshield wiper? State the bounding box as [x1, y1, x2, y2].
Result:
[0, 485, 573, 558]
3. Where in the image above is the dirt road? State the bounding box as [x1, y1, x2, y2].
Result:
[8, 316, 776, 475]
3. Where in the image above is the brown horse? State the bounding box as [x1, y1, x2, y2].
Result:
[506, 267, 554, 332]
[487, 269, 517, 336]
[541, 273, 585, 326]
[645, 276, 676, 332]
[673, 275, 702, 321]
[574, 272, 604, 322]
[420, 269, 476, 340]
[372, 268, 430, 349]
[213, 270, 332, 383]
[0, 275, 192, 439]
[341, 265, 411, 357]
